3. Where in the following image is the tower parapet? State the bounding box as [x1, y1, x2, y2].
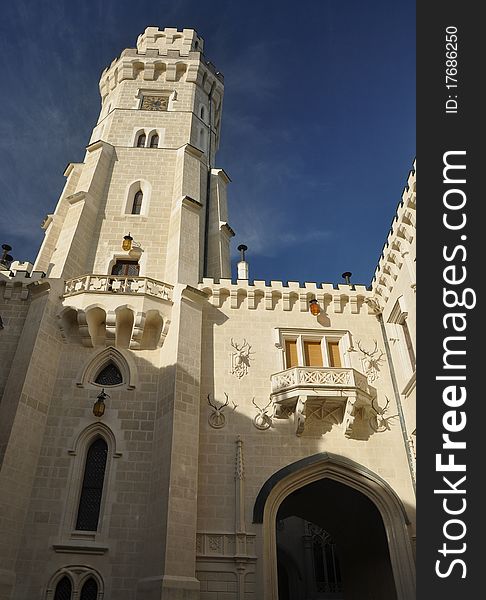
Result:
[136, 27, 204, 56]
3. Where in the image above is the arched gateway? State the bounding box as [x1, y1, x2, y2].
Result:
[253, 453, 415, 600]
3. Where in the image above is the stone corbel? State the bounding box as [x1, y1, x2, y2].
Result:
[130, 312, 146, 349]
[76, 310, 93, 348]
[211, 288, 221, 307]
[105, 311, 117, 343]
[343, 393, 357, 437]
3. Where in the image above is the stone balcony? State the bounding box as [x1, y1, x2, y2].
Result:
[270, 367, 376, 438]
[58, 275, 173, 350]
[63, 274, 173, 300]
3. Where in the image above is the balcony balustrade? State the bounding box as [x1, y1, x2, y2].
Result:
[270, 366, 376, 438]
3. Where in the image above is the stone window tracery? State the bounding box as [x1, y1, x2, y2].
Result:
[306, 523, 343, 594]
[94, 362, 123, 386]
[46, 568, 104, 600]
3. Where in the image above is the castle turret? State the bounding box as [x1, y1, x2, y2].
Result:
[34, 27, 233, 286]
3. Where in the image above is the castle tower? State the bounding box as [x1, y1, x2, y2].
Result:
[0, 28, 233, 600]
[0, 27, 415, 600]
[34, 26, 233, 286]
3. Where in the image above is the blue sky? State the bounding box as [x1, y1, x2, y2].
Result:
[0, 0, 415, 286]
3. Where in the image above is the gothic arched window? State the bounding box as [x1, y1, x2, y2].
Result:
[80, 578, 98, 600]
[132, 190, 143, 214]
[95, 362, 122, 386]
[75, 438, 108, 531]
[149, 133, 159, 148]
[136, 133, 146, 148]
[53, 576, 72, 600]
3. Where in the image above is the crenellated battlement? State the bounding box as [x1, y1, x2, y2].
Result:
[0, 262, 46, 300]
[200, 278, 374, 314]
[137, 27, 204, 56]
[371, 160, 416, 305]
[99, 27, 223, 101]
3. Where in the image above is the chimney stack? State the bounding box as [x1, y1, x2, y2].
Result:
[237, 244, 249, 280]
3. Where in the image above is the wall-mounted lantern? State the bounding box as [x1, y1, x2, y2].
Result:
[93, 389, 109, 417]
[309, 299, 320, 316]
[122, 233, 133, 251]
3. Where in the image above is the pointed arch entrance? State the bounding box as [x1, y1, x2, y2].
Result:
[253, 453, 415, 600]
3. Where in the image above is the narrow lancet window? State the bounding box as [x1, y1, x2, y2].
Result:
[149, 134, 159, 148]
[75, 438, 108, 531]
[132, 190, 143, 214]
[80, 578, 98, 600]
[54, 576, 72, 600]
[136, 133, 146, 147]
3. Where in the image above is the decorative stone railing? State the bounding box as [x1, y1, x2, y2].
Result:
[270, 367, 376, 438]
[271, 367, 372, 396]
[63, 275, 173, 301]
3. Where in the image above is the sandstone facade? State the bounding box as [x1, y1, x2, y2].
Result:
[0, 27, 416, 600]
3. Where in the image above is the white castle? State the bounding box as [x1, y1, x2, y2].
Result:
[0, 27, 416, 600]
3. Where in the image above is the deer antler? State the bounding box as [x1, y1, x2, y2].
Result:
[358, 340, 378, 357]
[371, 396, 390, 415]
[207, 394, 218, 410]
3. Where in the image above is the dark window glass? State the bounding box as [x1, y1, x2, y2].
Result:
[80, 578, 98, 600]
[111, 260, 140, 276]
[136, 133, 146, 147]
[95, 363, 122, 386]
[132, 191, 143, 214]
[149, 134, 159, 148]
[311, 528, 343, 594]
[54, 576, 72, 600]
[75, 438, 108, 531]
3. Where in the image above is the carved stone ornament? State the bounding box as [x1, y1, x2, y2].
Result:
[251, 398, 274, 431]
[230, 338, 254, 379]
[369, 396, 399, 432]
[364, 297, 382, 315]
[357, 340, 385, 383]
[207, 393, 237, 429]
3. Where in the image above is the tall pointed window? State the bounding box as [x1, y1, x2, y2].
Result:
[75, 438, 108, 531]
[80, 578, 98, 600]
[136, 133, 146, 147]
[132, 190, 143, 214]
[149, 133, 159, 148]
[54, 577, 72, 600]
[308, 524, 343, 595]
